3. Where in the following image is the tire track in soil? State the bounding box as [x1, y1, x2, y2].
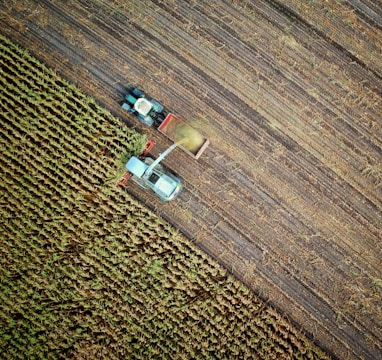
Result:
[2, 1, 381, 359]
[348, 0, 382, 29]
[277, 0, 382, 77]
[266, 0, 382, 79]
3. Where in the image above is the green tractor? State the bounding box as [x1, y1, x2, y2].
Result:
[121, 87, 166, 127]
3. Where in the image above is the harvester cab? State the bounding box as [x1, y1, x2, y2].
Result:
[117, 141, 182, 202]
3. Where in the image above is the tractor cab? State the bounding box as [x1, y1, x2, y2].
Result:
[122, 87, 165, 127]
[134, 97, 153, 116]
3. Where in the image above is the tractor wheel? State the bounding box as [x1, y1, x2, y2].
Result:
[130, 87, 143, 97]
[121, 102, 132, 112]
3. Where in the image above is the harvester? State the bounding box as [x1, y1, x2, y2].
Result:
[117, 140, 182, 202]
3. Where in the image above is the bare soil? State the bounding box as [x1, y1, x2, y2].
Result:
[1, 0, 381, 359]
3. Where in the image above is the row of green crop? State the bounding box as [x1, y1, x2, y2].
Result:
[1, 35, 146, 158]
[0, 40, 123, 136]
[0, 34, 109, 124]
[1, 180, 322, 359]
[1, 87, 144, 215]
[1, 117, 148, 234]
[1, 203, 295, 359]
[0, 63, 144, 164]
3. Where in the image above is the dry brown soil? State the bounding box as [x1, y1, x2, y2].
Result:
[1, 0, 381, 359]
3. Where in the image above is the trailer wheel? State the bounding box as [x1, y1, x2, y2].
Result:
[156, 113, 165, 124]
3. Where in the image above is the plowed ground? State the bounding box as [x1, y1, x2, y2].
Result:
[2, 1, 381, 359]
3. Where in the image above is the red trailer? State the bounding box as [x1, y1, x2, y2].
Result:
[158, 113, 209, 160]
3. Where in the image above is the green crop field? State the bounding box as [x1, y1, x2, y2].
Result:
[0, 34, 330, 359]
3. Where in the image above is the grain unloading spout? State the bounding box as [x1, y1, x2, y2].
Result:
[144, 139, 186, 178]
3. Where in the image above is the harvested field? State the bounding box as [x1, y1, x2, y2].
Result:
[0, 33, 329, 359]
[1, 0, 381, 359]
